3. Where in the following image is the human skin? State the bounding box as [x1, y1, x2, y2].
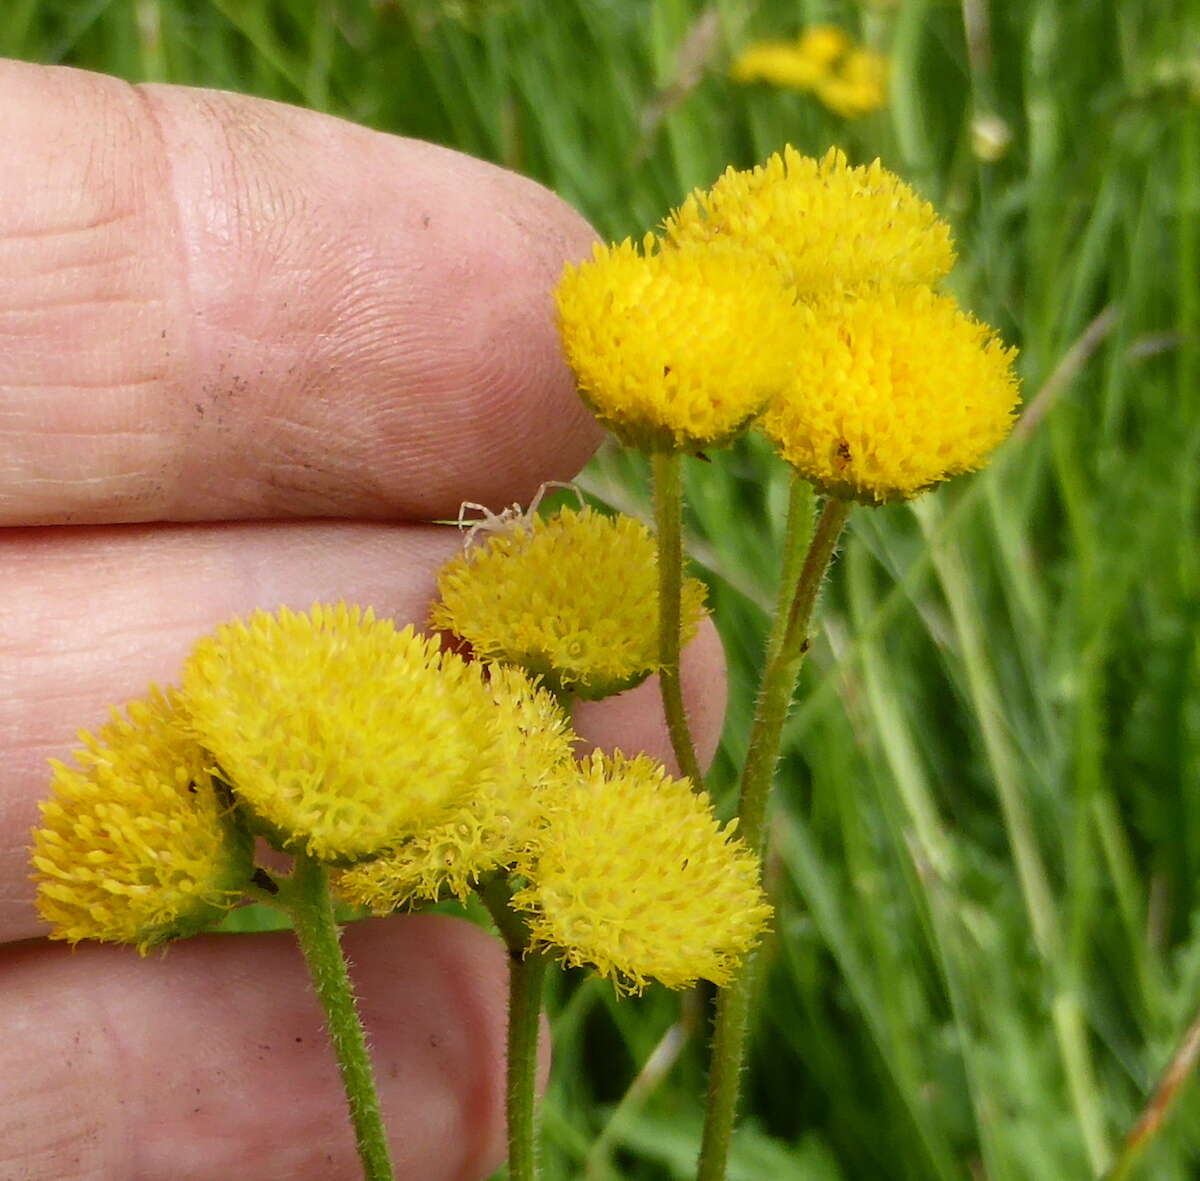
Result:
[0, 61, 727, 1180]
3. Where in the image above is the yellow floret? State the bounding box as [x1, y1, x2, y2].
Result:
[31, 689, 253, 953]
[664, 146, 953, 296]
[512, 751, 772, 993]
[181, 603, 506, 863]
[554, 235, 801, 451]
[336, 666, 575, 910]
[761, 287, 1021, 502]
[430, 505, 708, 700]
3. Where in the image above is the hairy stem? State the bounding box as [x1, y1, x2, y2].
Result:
[697, 491, 851, 1181]
[284, 854, 394, 1181]
[652, 449, 704, 786]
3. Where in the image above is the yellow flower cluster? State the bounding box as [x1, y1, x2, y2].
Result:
[32, 598, 765, 994]
[430, 505, 707, 699]
[555, 236, 801, 451]
[337, 666, 574, 908]
[664, 146, 954, 297]
[344, 747, 771, 992]
[557, 145, 1019, 501]
[731, 25, 887, 118]
[31, 690, 252, 953]
[762, 288, 1020, 502]
[512, 752, 771, 993]
[182, 603, 525, 863]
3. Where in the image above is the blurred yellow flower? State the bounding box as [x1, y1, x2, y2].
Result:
[554, 235, 801, 451]
[182, 603, 510, 863]
[761, 287, 1021, 502]
[511, 751, 772, 993]
[430, 505, 708, 700]
[337, 666, 575, 910]
[730, 25, 850, 90]
[731, 26, 886, 118]
[31, 689, 253, 953]
[664, 147, 953, 297]
[815, 47, 888, 118]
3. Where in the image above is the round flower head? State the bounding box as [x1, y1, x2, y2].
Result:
[181, 603, 507, 863]
[512, 751, 772, 993]
[31, 689, 253, 953]
[337, 666, 575, 910]
[664, 146, 953, 296]
[761, 287, 1021, 502]
[430, 505, 708, 700]
[554, 235, 801, 451]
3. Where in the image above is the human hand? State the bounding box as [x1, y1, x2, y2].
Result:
[0, 60, 727, 1180]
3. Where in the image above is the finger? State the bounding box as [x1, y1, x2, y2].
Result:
[1, 521, 728, 941]
[0, 60, 599, 526]
[0, 915, 525, 1181]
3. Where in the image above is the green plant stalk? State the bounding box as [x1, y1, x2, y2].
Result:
[696, 491, 851, 1181]
[652, 449, 703, 786]
[1102, 1003, 1200, 1181]
[762, 476, 816, 688]
[480, 876, 546, 1181]
[738, 492, 851, 857]
[283, 854, 395, 1181]
[506, 949, 549, 1181]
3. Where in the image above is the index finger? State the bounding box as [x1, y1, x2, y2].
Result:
[0, 60, 600, 526]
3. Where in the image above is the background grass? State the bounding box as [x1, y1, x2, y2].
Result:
[7, 1, 1199, 1177]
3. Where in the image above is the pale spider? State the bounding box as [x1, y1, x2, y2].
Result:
[455, 481, 585, 550]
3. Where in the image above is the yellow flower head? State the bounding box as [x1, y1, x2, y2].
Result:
[664, 146, 953, 297]
[815, 47, 888, 118]
[731, 25, 853, 90]
[554, 235, 801, 451]
[430, 505, 708, 700]
[31, 689, 253, 953]
[761, 286, 1021, 502]
[512, 751, 772, 993]
[181, 603, 507, 863]
[337, 666, 575, 910]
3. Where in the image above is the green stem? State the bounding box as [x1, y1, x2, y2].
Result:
[284, 854, 394, 1181]
[696, 492, 851, 1181]
[762, 477, 816, 685]
[738, 493, 852, 858]
[652, 449, 703, 786]
[479, 876, 545, 1181]
[506, 949, 549, 1181]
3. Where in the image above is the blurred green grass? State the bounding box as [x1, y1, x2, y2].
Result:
[7, 1, 1199, 1177]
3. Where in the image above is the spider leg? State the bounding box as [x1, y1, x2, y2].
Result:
[456, 501, 495, 527]
[528, 480, 585, 517]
